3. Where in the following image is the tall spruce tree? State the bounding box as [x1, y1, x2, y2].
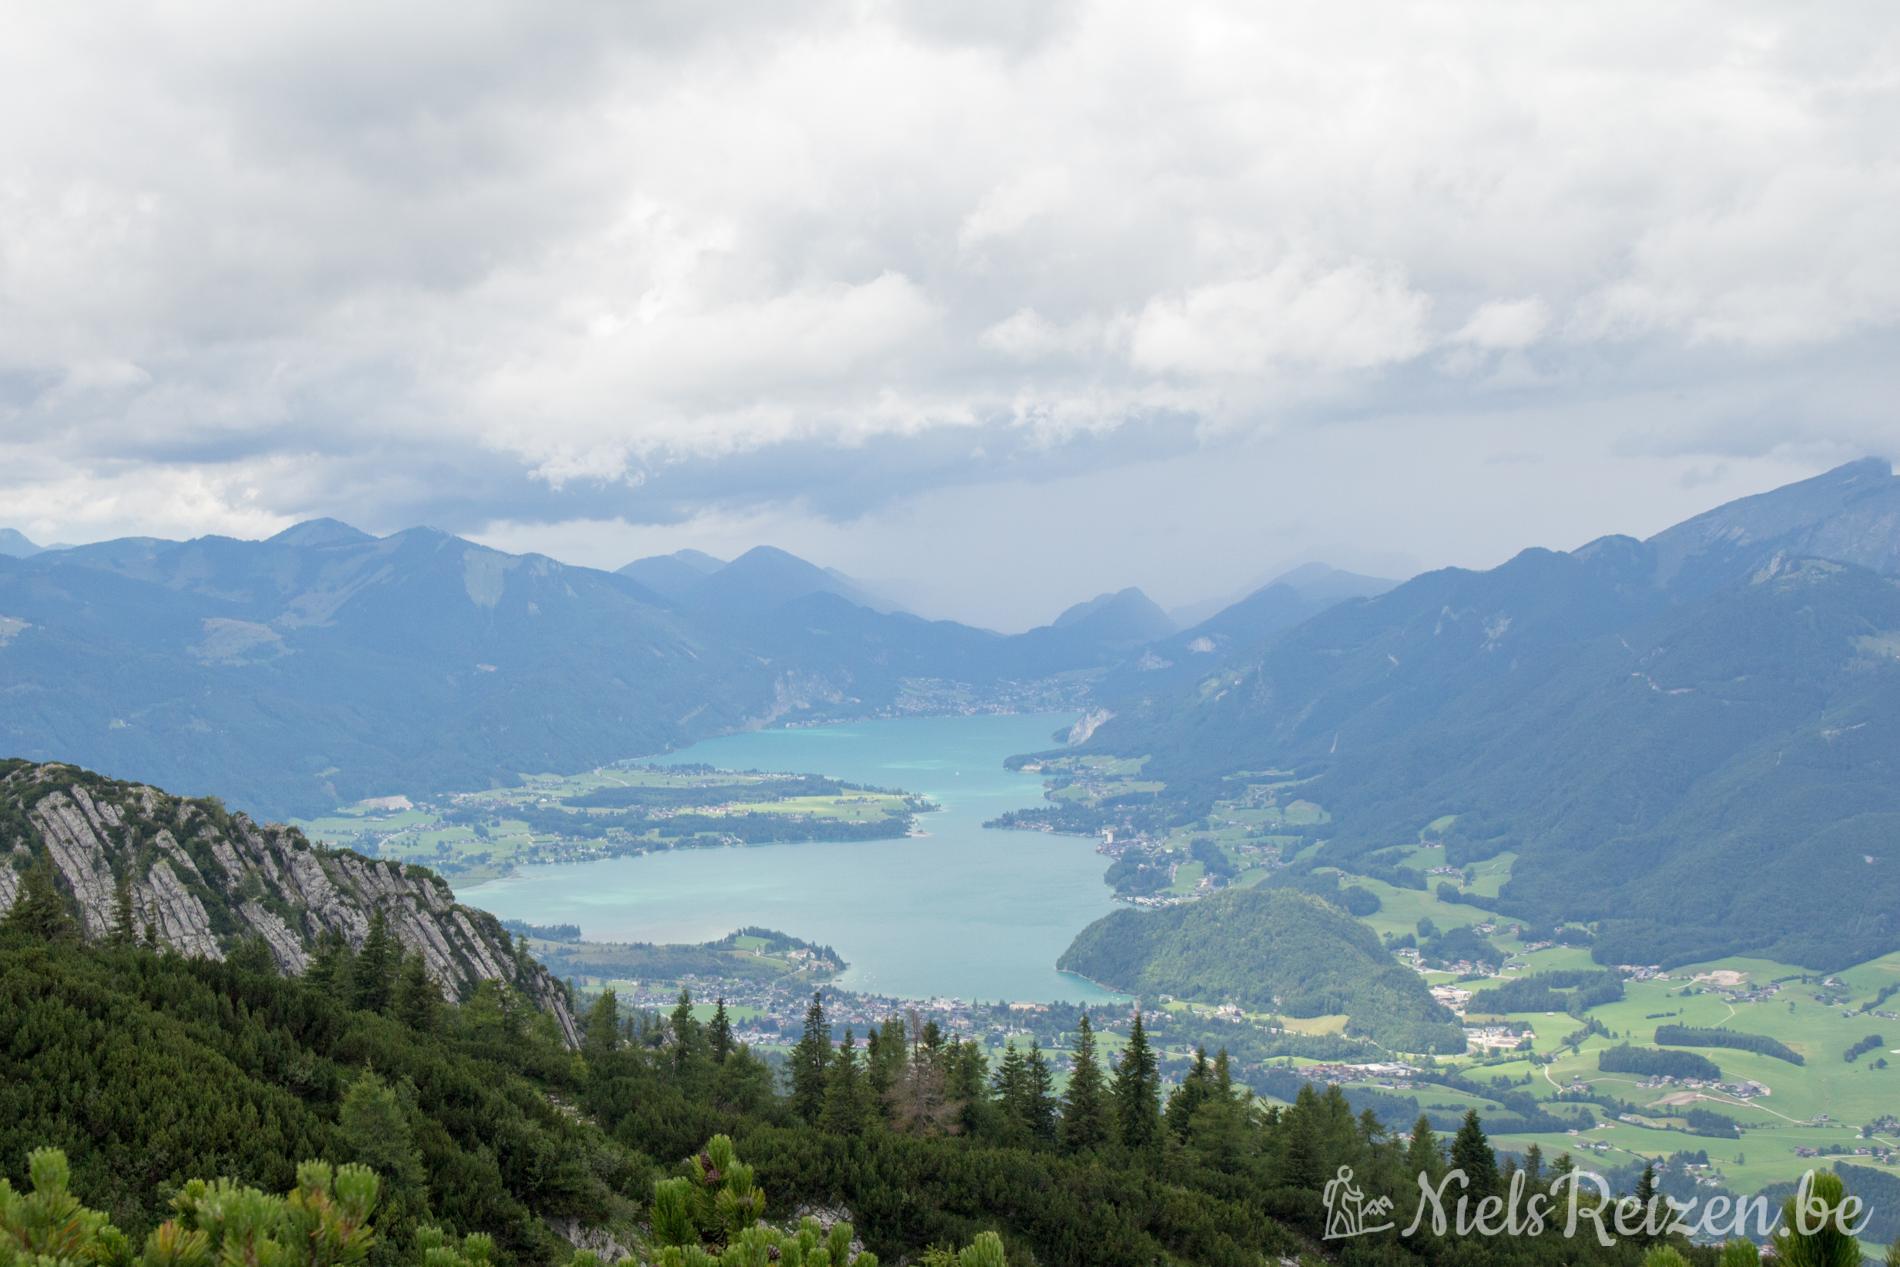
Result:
[1404, 1114, 1443, 1183]
[670, 988, 709, 1087]
[865, 1017, 900, 1109]
[108, 870, 135, 947]
[991, 1042, 1029, 1135]
[1023, 1043, 1057, 1144]
[350, 910, 396, 1013]
[1632, 1163, 1660, 1246]
[1451, 1108, 1500, 1197]
[821, 1029, 868, 1135]
[1186, 1050, 1251, 1169]
[304, 928, 352, 994]
[1061, 1012, 1111, 1152]
[1165, 1047, 1212, 1140]
[946, 1037, 993, 1137]
[1112, 1012, 1161, 1152]
[708, 998, 734, 1063]
[394, 954, 441, 1034]
[1282, 1085, 1325, 1190]
[583, 989, 622, 1071]
[790, 992, 831, 1123]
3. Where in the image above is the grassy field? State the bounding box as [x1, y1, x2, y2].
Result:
[294, 762, 926, 883]
[1335, 854, 1900, 1196]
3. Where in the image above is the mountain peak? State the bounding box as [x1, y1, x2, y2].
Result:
[669, 548, 725, 574]
[1648, 456, 1900, 589]
[0, 527, 42, 558]
[695, 546, 890, 613]
[1050, 587, 1176, 641]
[267, 518, 376, 548]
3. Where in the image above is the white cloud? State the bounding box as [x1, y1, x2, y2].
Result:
[1130, 260, 1433, 377]
[0, 0, 1894, 582]
[1455, 298, 1552, 351]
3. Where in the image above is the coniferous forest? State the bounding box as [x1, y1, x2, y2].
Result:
[6, 892, 1878, 1267]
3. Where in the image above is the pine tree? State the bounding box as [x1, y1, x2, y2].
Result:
[3, 858, 76, 943]
[1771, 1170, 1862, 1267]
[1523, 1141, 1545, 1188]
[1282, 1085, 1325, 1190]
[1061, 1013, 1111, 1152]
[1404, 1114, 1443, 1183]
[1187, 1049, 1251, 1169]
[790, 993, 831, 1123]
[338, 1068, 428, 1242]
[821, 1030, 868, 1135]
[304, 928, 349, 993]
[946, 1037, 993, 1137]
[228, 935, 275, 975]
[1164, 1047, 1211, 1140]
[582, 989, 622, 1070]
[1023, 1042, 1057, 1144]
[708, 998, 733, 1063]
[394, 955, 441, 1034]
[350, 910, 395, 1013]
[1112, 1012, 1161, 1152]
[1632, 1162, 1661, 1245]
[865, 1017, 904, 1113]
[670, 988, 708, 1086]
[108, 870, 136, 947]
[992, 1042, 1029, 1135]
[1450, 1109, 1500, 1198]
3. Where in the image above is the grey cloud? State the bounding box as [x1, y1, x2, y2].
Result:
[1, 1, 1896, 619]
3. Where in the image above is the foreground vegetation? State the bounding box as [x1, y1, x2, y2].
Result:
[8, 887, 1844, 1267]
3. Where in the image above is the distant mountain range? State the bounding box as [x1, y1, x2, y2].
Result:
[0, 520, 1246, 818]
[0, 528, 43, 558]
[1167, 562, 1396, 629]
[1080, 458, 1900, 970]
[619, 545, 903, 614]
[14, 460, 1899, 975]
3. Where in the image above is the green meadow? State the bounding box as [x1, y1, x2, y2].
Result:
[295, 762, 923, 882]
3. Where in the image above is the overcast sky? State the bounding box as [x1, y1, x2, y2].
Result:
[3, 3, 1896, 628]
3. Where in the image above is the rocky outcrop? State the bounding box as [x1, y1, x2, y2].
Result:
[0, 759, 577, 1045]
[546, 1218, 633, 1265]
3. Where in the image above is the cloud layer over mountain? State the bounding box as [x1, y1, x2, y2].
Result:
[2, 2, 1895, 625]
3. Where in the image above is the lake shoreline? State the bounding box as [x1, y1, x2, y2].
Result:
[460, 712, 1128, 1004]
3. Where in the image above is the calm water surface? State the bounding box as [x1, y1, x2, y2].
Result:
[458, 713, 1124, 1002]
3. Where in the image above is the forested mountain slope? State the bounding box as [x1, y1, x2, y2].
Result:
[1059, 889, 1464, 1052]
[0, 525, 1114, 818]
[0, 760, 574, 1039]
[1081, 460, 1900, 969]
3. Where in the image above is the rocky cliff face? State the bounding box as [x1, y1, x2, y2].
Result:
[0, 759, 577, 1044]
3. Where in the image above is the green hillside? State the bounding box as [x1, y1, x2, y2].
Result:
[1058, 888, 1465, 1052]
[1077, 460, 1900, 969]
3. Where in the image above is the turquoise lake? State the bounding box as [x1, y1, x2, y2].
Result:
[457, 713, 1125, 1003]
